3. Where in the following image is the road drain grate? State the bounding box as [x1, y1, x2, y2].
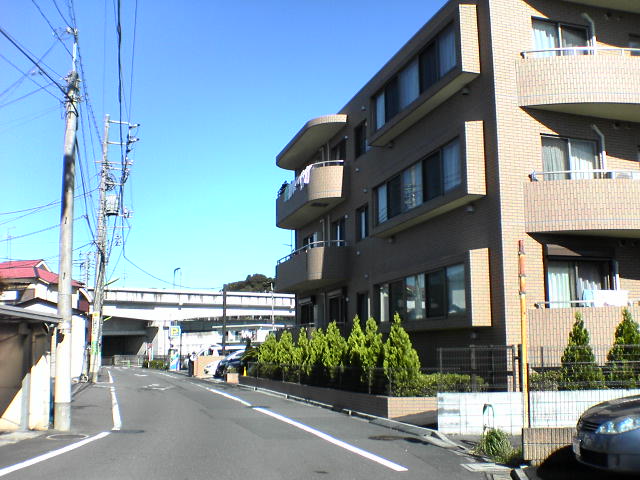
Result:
[47, 434, 88, 441]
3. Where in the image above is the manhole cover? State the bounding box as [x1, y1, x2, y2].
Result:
[47, 434, 88, 441]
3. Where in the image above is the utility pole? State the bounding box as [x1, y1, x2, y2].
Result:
[54, 32, 79, 431]
[89, 115, 138, 383]
[222, 286, 227, 355]
[89, 114, 110, 383]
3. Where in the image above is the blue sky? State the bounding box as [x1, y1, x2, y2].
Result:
[1, 0, 446, 291]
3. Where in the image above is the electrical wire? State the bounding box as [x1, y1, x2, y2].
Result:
[30, 0, 73, 57]
[51, 0, 72, 26]
[0, 216, 85, 243]
[0, 82, 56, 109]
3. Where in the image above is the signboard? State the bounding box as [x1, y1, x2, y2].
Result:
[169, 325, 181, 337]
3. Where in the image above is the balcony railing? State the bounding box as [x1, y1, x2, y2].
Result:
[277, 160, 344, 201]
[277, 240, 347, 265]
[521, 46, 640, 59]
[529, 168, 640, 182]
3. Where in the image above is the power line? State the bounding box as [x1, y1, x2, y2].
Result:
[0, 216, 85, 243]
[51, 0, 72, 26]
[30, 0, 73, 57]
[0, 82, 56, 109]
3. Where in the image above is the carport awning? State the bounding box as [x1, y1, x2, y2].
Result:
[0, 305, 61, 324]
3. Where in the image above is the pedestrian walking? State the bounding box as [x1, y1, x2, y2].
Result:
[188, 351, 196, 377]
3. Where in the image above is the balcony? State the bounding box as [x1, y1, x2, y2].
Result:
[524, 169, 640, 237]
[276, 115, 347, 171]
[372, 120, 486, 238]
[276, 161, 346, 229]
[517, 48, 640, 122]
[369, 4, 480, 147]
[561, 0, 640, 14]
[275, 241, 349, 293]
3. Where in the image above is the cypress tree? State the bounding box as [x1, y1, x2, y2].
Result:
[297, 328, 312, 375]
[606, 308, 640, 388]
[324, 321, 347, 379]
[383, 313, 422, 396]
[561, 311, 604, 390]
[363, 317, 383, 391]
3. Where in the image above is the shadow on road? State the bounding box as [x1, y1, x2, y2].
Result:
[534, 447, 639, 480]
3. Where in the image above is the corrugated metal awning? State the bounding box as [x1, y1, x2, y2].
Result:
[0, 304, 61, 324]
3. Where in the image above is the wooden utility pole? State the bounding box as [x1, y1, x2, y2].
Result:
[54, 35, 79, 431]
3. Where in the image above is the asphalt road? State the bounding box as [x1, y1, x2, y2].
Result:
[0, 367, 490, 480]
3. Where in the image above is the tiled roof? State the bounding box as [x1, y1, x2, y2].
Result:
[0, 260, 83, 287]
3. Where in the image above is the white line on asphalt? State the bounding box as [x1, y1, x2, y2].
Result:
[107, 371, 122, 431]
[197, 384, 408, 472]
[0, 432, 111, 477]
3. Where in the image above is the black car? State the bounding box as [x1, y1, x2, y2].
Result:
[214, 350, 245, 377]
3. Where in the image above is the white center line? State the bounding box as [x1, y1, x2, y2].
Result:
[0, 432, 111, 477]
[199, 384, 408, 472]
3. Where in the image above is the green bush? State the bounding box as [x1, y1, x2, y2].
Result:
[144, 359, 167, 370]
[561, 312, 605, 390]
[474, 428, 522, 466]
[383, 313, 422, 396]
[606, 308, 640, 388]
[529, 370, 564, 391]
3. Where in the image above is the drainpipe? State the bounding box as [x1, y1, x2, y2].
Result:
[581, 13, 596, 52]
[591, 124, 607, 171]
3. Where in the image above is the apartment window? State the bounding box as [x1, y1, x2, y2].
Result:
[378, 264, 465, 322]
[356, 292, 369, 321]
[375, 138, 460, 225]
[630, 35, 640, 56]
[375, 23, 457, 129]
[331, 218, 346, 246]
[354, 122, 369, 158]
[532, 19, 589, 56]
[542, 135, 599, 180]
[302, 232, 318, 248]
[331, 139, 346, 161]
[328, 294, 347, 324]
[546, 259, 611, 308]
[356, 205, 369, 241]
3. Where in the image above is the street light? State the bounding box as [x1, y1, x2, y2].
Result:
[173, 267, 181, 289]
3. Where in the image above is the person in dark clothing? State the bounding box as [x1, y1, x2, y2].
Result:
[188, 351, 196, 377]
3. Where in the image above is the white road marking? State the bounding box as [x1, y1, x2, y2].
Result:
[134, 374, 148, 377]
[0, 432, 111, 477]
[107, 370, 121, 431]
[198, 384, 408, 472]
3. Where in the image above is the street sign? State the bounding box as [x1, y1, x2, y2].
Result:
[169, 326, 181, 337]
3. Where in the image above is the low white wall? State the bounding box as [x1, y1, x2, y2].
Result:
[438, 389, 640, 435]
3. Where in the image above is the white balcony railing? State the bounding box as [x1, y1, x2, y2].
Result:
[277, 160, 344, 201]
[276, 240, 347, 265]
[521, 46, 640, 59]
[529, 169, 640, 182]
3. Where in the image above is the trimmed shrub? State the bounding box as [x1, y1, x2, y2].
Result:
[383, 313, 422, 396]
[606, 308, 640, 388]
[561, 312, 605, 390]
[529, 369, 564, 391]
[143, 359, 167, 370]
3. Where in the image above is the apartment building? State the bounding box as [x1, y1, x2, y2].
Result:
[274, 0, 640, 366]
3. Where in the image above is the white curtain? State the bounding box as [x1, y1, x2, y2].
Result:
[569, 139, 597, 180]
[375, 92, 385, 130]
[399, 59, 419, 110]
[377, 184, 387, 224]
[547, 262, 572, 308]
[402, 162, 422, 211]
[438, 25, 457, 76]
[542, 137, 568, 180]
[442, 139, 461, 192]
[576, 262, 604, 300]
[533, 20, 558, 57]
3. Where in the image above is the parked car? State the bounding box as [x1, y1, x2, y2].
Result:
[214, 350, 245, 378]
[573, 394, 640, 473]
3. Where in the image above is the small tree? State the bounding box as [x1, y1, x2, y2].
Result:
[346, 316, 366, 369]
[297, 329, 312, 376]
[362, 317, 383, 392]
[308, 328, 327, 384]
[257, 333, 278, 379]
[275, 330, 298, 381]
[323, 321, 347, 380]
[383, 313, 422, 396]
[606, 308, 640, 388]
[561, 312, 604, 390]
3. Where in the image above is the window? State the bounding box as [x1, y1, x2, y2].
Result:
[375, 138, 460, 225]
[356, 205, 369, 241]
[546, 259, 611, 308]
[630, 35, 640, 56]
[532, 19, 589, 56]
[375, 23, 457, 129]
[300, 302, 314, 325]
[331, 139, 346, 161]
[354, 122, 369, 158]
[328, 295, 346, 324]
[330, 218, 346, 246]
[378, 264, 465, 322]
[356, 292, 369, 321]
[302, 232, 318, 249]
[542, 135, 599, 180]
